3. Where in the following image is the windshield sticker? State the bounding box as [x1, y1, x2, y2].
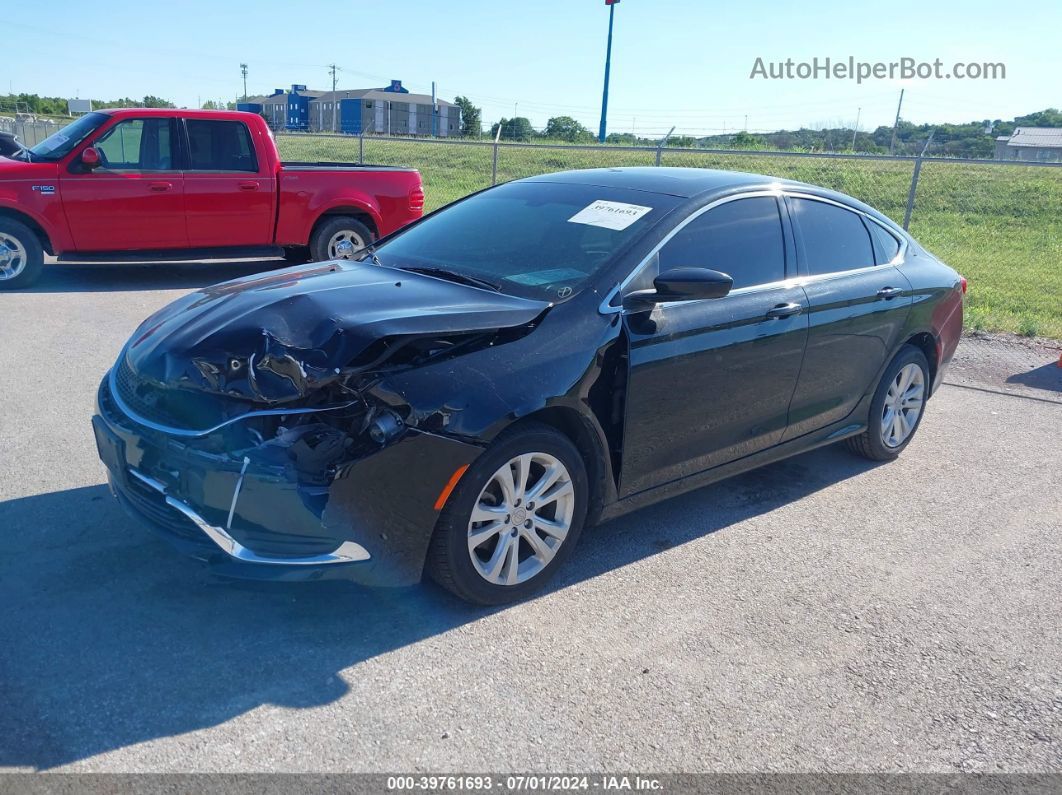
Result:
[568, 200, 652, 231]
[37, 134, 68, 152]
[505, 268, 586, 286]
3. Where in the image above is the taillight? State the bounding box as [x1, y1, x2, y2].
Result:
[960, 276, 968, 295]
[409, 186, 424, 212]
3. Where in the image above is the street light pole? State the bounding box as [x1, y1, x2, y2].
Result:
[598, 0, 618, 143]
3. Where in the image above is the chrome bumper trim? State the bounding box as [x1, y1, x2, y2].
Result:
[127, 468, 370, 566]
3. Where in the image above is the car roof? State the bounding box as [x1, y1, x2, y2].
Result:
[518, 167, 902, 232]
[519, 167, 785, 198]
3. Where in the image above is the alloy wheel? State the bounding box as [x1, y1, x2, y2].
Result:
[880, 363, 925, 448]
[0, 232, 28, 281]
[467, 452, 575, 586]
[327, 229, 366, 260]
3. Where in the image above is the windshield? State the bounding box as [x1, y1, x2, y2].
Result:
[26, 112, 109, 161]
[372, 181, 679, 301]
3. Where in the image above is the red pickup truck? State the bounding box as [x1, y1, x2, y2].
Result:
[0, 108, 424, 288]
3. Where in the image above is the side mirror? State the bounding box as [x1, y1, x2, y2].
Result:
[80, 147, 101, 169]
[624, 267, 733, 310]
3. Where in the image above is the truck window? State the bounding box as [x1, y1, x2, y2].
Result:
[93, 118, 175, 170]
[186, 120, 258, 172]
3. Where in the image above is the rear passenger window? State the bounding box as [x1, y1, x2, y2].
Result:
[186, 120, 257, 171]
[790, 198, 875, 275]
[658, 197, 786, 290]
[868, 221, 901, 263]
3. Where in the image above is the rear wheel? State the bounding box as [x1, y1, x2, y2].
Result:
[845, 345, 930, 461]
[309, 216, 374, 262]
[0, 218, 44, 290]
[426, 423, 588, 605]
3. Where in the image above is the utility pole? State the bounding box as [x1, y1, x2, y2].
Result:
[889, 89, 905, 155]
[240, 63, 248, 101]
[598, 0, 619, 142]
[328, 63, 338, 133]
[851, 106, 861, 151]
[744, 114, 748, 132]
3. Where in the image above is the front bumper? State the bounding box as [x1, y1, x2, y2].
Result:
[93, 372, 482, 584]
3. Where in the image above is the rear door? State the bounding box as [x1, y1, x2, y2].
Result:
[620, 195, 809, 497]
[60, 117, 187, 251]
[181, 118, 275, 247]
[782, 195, 913, 440]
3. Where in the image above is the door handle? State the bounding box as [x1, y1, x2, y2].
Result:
[765, 302, 803, 319]
[148, 182, 173, 192]
[238, 181, 260, 191]
[877, 286, 904, 300]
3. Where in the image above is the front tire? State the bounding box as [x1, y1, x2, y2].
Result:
[309, 216, 374, 263]
[0, 218, 44, 290]
[426, 423, 589, 605]
[845, 345, 930, 461]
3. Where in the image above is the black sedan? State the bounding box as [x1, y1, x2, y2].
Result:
[93, 168, 965, 604]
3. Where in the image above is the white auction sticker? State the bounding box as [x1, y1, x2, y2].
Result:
[568, 200, 653, 231]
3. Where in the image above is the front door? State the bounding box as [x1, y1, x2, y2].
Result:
[60, 117, 187, 251]
[620, 196, 809, 497]
[181, 118, 275, 247]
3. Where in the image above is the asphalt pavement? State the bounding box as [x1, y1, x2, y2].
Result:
[1, 260, 1060, 773]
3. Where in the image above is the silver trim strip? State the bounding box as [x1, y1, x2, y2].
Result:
[127, 468, 371, 566]
[226, 456, 251, 530]
[600, 189, 909, 315]
[108, 366, 357, 438]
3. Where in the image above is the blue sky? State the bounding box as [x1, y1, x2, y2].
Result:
[7, 0, 1059, 135]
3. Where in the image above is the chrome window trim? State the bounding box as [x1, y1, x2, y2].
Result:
[107, 366, 357, 438]
[600, 189, 908, 315]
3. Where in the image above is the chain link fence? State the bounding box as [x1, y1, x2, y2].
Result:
[275, 132, 1062, 337]
[0, 116, 70, 147]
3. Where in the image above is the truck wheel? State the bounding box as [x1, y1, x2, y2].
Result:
[0, 218, 44, 290]
[310, 216, 374, 262]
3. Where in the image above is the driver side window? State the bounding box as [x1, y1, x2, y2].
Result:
[93, 118, 175, 171]
[655, 197, 786, 290]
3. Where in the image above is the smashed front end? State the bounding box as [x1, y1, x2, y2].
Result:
[91, 262, 549, 584]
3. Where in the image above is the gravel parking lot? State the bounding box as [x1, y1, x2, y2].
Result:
[1, 260, 1060, 773]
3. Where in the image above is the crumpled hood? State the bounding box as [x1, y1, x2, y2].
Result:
[123, 260, 550, 404]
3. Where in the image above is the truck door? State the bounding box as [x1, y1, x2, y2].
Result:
[60, 117, 188, 251]
[181, 118, 275, 247]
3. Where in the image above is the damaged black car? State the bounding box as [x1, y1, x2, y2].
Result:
[93, 167, 964, 605]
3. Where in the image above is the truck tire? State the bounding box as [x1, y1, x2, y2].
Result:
[0, 217, 44, 290]
[309, 216, 374, 262]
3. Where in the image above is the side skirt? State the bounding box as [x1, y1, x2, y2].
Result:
[57, 245, 284, 263]
[598, 406, 871, 524]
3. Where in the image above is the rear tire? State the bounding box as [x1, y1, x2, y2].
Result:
[845, 345, 930, 461]
[0, 218, 44, 290]
[309, 216, 374, 263]
[426, 423, 589, 606]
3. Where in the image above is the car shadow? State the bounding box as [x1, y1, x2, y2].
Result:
[1006, 361, 1062, 395]
[0, 445, 880, 770]
[22, 259, 289, 293]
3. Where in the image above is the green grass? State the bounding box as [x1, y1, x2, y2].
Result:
[276, 134, 1062, 339]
